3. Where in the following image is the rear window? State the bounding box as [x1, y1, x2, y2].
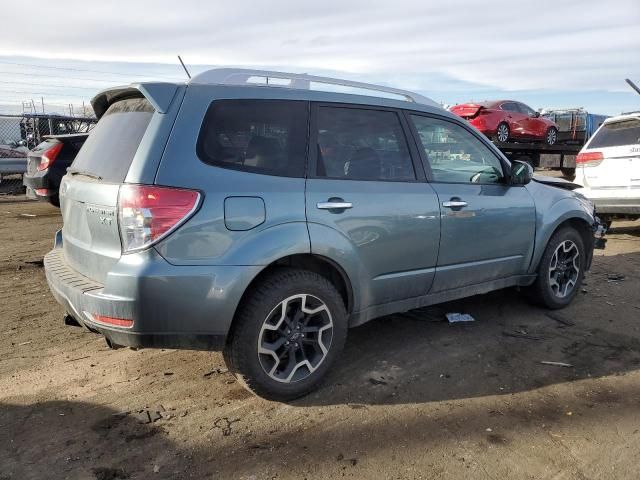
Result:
[70, 97, 153, 182]
[197, 99, 308, 177]
[588, 118, 640, 148]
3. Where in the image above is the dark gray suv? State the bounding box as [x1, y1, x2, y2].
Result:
[44, 69, 605, 400]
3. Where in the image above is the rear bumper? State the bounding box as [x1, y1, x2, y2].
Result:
[589, 197, 640, 216]
[0, 158, 27, 176]
[44, 231, 261, 350]
[23, 167, 62, 200]
[24, 169, 52, 191]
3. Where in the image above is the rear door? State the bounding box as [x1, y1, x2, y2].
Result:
[305, 104, 441, 309]
[408, 113, 535, 292]
[59, 97, 157, 283]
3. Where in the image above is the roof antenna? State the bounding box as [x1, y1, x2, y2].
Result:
[625, 78, 640, 96]
[178, 55, 191, 79]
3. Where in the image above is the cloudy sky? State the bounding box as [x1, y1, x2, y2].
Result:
[0, 0, 639, 115]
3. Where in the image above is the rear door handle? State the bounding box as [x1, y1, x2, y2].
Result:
[442, 200, 468, 208]
[317, 201, 353, 210]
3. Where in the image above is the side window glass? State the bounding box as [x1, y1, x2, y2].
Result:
[500, 102, 515, 112]
[519, 103, 535, 116]
[410, 115, 505, 184]
[197, 99, 308, 177]
[315, 107, 416, 181]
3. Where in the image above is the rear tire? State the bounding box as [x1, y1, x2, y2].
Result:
[527, 227, 585, 309]
[224, 268, 347, 401]
[560, 167, 576, 179]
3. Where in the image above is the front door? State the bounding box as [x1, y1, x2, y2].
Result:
[408, 113, 536, 293]
[501, 102, 528, 139]
[305, 104, 441, 309]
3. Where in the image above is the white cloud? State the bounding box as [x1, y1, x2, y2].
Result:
[0, 0, 638, 94]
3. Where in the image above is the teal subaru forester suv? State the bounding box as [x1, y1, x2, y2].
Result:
[44, 69, 605, 400]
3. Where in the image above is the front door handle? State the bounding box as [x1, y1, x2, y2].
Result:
[442, 200, 468, 208]
[317, 201, 353, 210]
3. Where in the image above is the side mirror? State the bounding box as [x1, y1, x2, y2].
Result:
[533, 111, 541, 118]
[510, 160, 533, 185]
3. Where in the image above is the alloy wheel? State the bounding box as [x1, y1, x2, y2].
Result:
[546, 128, 557, 145]
[257, 294, 333, 383]
[497, 124, 509, 142]
[548, 240, 580, 298]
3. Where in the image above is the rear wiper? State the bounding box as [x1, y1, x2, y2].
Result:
[66, 168, 102, 180]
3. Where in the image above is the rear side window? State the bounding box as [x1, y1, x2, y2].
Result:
[70, 97, 153, 182]
[588, 119, 640, 148]
[197, 100, 308, 177]
[315, 107, 415, 181]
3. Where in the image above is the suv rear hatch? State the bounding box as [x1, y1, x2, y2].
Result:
[60, 96, 160, 283]
[578, 117, 640, 190]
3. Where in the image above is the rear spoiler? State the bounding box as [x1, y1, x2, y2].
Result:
[91, 82, 182, 119]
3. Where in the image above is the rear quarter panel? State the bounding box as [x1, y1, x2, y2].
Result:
[153, 84, 310, 266]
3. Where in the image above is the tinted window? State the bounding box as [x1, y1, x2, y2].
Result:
[410, 115, 505, 184]
[315, 107, 415, 181]
[518, 103, 536, 116]
[70, 97, 153, 182]
[588, 119, 640, 148]
[501, 102, 517, 112]
[197, 100, 308, 177]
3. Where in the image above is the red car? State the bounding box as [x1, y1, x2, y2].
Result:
[450, 100, 559, 145]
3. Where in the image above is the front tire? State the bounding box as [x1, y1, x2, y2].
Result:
[528, 227, 585, 309]
[496, 122, 510, 143]
[545, 127, 558, 145]
[224, 268, 347, 401]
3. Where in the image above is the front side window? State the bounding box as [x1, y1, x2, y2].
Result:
[315, 107, 416, 181]
[410, 115, 505, 184]
[518, 103, 536, 116]
[197, 100, 308, 177]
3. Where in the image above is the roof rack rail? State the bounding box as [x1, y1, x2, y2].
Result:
[189, 68, 437, 107]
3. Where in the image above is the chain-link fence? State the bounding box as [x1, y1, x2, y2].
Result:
[0, 113, 96, 199]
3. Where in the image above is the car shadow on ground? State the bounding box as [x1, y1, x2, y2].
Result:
[294, 249, 640, 407]
[4, 381, 640, 479]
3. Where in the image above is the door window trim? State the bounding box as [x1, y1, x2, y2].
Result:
[307, 102, 427, 182]
[403, 110, 511, 186]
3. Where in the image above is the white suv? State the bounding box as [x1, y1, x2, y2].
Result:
[574, 112, 640, 226]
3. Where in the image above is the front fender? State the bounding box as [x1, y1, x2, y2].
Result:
[528, 197, 595, 274]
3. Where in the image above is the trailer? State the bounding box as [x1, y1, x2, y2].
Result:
[541, 108, 608, 145]
[493, 141, 582, 177]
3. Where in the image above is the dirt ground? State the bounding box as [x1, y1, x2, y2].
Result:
[1, 196, 640, 480]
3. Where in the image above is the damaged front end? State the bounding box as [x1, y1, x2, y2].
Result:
[593, 213, 607, 250]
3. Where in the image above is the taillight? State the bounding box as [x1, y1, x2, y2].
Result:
[37, 142, 63, 171]
[92, 313, 134, 328]
[576, 151, 604, 167]
[118, 184, 200, 253]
